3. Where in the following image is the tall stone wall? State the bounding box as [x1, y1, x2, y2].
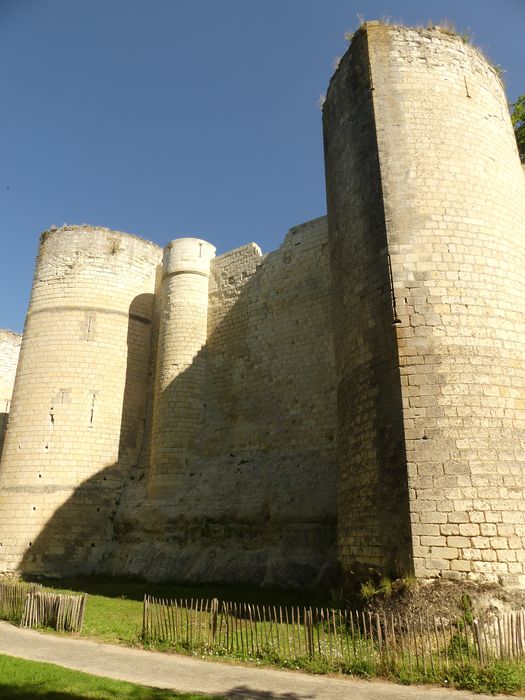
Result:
[202, 217, 338, 585]
[109, 217, 339, 587]
[324, 23, 525, 586]
[0, 226, 161, 576]
[0, 330, 22, 458]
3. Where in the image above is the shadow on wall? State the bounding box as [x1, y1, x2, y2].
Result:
[19, 294, 154, 578]
[112, 235, 340, 587]
[323, 27, 414, 579]
[18, 227, 408, 587]
[0, 413, 7, 459]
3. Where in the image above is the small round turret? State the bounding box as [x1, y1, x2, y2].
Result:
[149, 237, 216, 497]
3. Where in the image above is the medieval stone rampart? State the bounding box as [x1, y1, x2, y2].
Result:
[107, 216, 338, 586]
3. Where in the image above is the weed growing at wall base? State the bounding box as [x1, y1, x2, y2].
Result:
[360, 576, 394, 601]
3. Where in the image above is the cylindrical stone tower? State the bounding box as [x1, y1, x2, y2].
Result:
[324, 23, 525, 586]
[149, 237, 215, 498]
[0, 226, 161, 576]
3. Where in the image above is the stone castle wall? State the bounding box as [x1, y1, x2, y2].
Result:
[324, 23, 525, 586]
[1, 23, 524, 588]
[199, 216, 337, 586]
[0, 331, 21, 457]
[108, 217, 338, 586]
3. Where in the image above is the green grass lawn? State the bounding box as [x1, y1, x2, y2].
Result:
[0, 654, 225, 699]
[82, 592, 143, 645]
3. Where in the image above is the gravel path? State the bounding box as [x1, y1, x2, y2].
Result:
[0, 621, 504, 699]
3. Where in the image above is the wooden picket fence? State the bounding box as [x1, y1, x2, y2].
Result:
[20, 590, 87, 633]
[143, 596, 525, 672]
[0, 581, 86, 633]
[0, 581, 42, 621]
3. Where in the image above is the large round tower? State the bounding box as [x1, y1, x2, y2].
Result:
[324, 23, 525, 585]
[149, 237, 215, 498]
[0, 226, 161, 575]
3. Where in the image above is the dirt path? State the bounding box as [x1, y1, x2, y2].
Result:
[0, 621, 504, 699]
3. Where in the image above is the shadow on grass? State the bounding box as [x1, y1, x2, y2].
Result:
[0, 688, 86, 700]
[0, 681, 224, 700]
[227, 688, 314, 699]
[23, 575, 338, 609]
[0, 681, 313, 699]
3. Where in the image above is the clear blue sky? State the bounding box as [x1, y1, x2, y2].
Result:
[1, 0, 523, 332]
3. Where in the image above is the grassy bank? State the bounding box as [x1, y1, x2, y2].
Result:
[0, 654, 225, 699]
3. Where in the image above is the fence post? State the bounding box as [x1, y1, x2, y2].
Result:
[376, 613, 383, 661]
[20, 592, 31, 628]
[210, 597, 219, 641]
[474, 619, 484, 663]
[306, 609, 314, 659]
[143, 594, 148, 641]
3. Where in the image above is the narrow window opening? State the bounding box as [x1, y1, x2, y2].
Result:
[89, 394, 96, 428]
